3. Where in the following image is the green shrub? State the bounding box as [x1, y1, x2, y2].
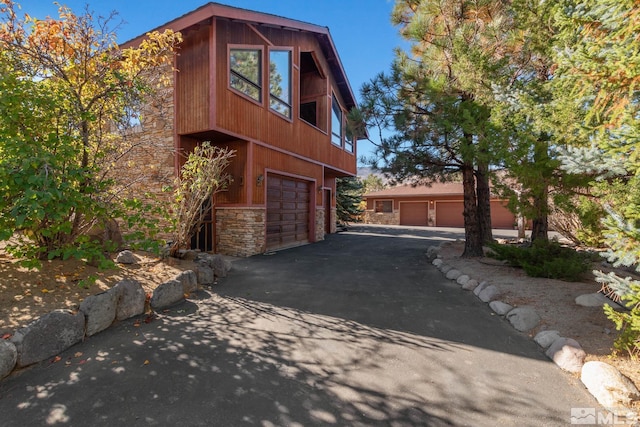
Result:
[603, 284, 640, 359]
[488, 239, 592, 281]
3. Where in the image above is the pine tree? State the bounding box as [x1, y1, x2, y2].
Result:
[336, 177, 364, 224]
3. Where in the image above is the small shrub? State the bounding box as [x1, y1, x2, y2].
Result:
[603, 284, 640, 359]
[488, 239, 592, 281]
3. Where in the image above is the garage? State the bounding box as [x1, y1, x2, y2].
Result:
[490, 201, 515, 229]
[266, 174, 310, 250]
[400, 202, 428, 226]
[435, 201, 464, 227]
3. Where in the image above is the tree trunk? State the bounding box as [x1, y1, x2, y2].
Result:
[462, 163, 483, 257]
[530, 139, 549, 242]
[476, 163, 493, 244]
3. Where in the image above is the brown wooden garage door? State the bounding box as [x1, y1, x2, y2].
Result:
[266, 174, 310, 250]
[490, 200, 515, 229]
[435, 201, 464, 227]
[400, 202, 428, 226]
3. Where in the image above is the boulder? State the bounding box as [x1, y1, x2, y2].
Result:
[479, 285, 500, 302]
[473, 281, 490, 297]
[432, 258, 443, 268]
[115, 250, 138, 264]
[0, 340, 17, 379]
[489, 301, 513, 316]
[439, 264, 452, 274]
[150, 279, 184, 310]
[575, 293, 622, 309]
[581, 361, 640, 415]
[462, 279, 479, 291]
[114, 279, 146, 321]
[79, 288, 118, 337]
[456, 275, 470, 286]
[534, 330, 561, 349]
[546, 338, 586, 373]
[446, 269, 462, 280]
[426, 246, 440, 261]
[196, 264, 215, 286]
[194, 254, 231, 278]
[11, 310, 84, 367]
[506, 306, 541, 332]
[175, 270, 198, 294]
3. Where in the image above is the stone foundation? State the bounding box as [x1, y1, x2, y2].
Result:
[315, 207, 325, 241]
[216, 208, 266, 256]
[363, 210, 399, 225]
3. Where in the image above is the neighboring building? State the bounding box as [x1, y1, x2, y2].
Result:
[121, 3, 363, 256]
[363, 182, 516, 229]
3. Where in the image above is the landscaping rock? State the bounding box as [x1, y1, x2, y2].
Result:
[196, 264, 215, 286]
[456, 275, 470, 286]
[115, 250, 138, 264]
[432, 258, 443, 268]
[211, 255, 231, 278]
[478, 285, 500, 302]
[546, 338, 586, 373]
[473, 281, 490, 297]
[114, 279, 146, 321]
[11, 310, 84, 367]
[150, 279, 184, 310]
[575, 293, 623, 309]
[446, 269, 462, 280]
[489, 301, 513, 316]
[462, 279, 479, 291]
[79, 288, 118, 337]
[0, 340, 17, 379]
[439, 264, 452, 274]
[175, 270, 198, 294]
[426, 246, 440, 261]
[506, 306, 541, 332]
[581, 361, 640, 415]
[534, 330, 561, 349]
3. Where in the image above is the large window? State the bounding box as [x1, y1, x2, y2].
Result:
[375, 200, 393, 213]
[345, 121, 354, 153]
[299, 51, 327, 131]
[331, 95, 343, 146]
[269, 50, 292, 118]
[230, 48, 262, 102]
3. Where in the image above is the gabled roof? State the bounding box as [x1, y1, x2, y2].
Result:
[123, 2, 358, 111]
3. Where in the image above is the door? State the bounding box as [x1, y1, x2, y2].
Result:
[266, 174, 310, 250]
[435, 201, 465, 227]
[400, 202, 428, 226]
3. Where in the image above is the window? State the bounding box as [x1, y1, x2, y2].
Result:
[299, 51, 327, 131]
[375, 200, 393, 213]
[269, 50, 292, 118]
[230, 48, 262, 101]
[331, 95, 343, 146]
[345, 121, 354, 153]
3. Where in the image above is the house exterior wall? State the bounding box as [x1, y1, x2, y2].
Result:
[215, 207, 266, 256]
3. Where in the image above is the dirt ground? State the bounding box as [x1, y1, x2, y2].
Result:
[0, 249, 195, 337]
[438, 240, 640, 392]
[1, 240, 638, 393]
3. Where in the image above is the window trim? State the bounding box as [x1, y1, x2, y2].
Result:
[228, 45, 264, 105]
[374, 199, 393, 213]
[331, 93, 343, 147]
[268, 47, 293, 121]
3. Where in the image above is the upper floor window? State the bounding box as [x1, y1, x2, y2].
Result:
[345, 120, 355, 153]
[269, 50, 292, 118]
[230, 48, 262, 102]
[299, 51, 327, 132]
[331, 95, 343, 146]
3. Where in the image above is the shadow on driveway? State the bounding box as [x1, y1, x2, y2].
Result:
[0, 225, 597, 426]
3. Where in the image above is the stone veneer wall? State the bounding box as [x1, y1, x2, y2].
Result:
[216, 208, 266, 257]
[315, 208, 325, 242]
[363, 210, 400, 225]
[330, 208, 337, 233]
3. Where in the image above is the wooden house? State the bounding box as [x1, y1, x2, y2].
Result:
[122, 3, 363, 256]
[363, 182, 516, 229]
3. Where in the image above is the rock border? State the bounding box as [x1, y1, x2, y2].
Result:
[0, 252, 231, 380]
[427, 242, 640, 418]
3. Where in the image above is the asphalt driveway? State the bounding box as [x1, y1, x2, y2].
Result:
[0, 225, 597, 426]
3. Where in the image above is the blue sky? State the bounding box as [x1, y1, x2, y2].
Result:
[22, 0, 406, 164]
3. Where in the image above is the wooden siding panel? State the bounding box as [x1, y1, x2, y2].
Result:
[214, 20, 356, 176]
[176, 24, 211, 134]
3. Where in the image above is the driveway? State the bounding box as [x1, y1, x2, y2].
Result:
[0, 225, 597, 426]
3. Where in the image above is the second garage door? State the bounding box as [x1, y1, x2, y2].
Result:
[266, 174, 310, 250]
[435, 201, 464, 227]
[400, 202, 428, 226]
